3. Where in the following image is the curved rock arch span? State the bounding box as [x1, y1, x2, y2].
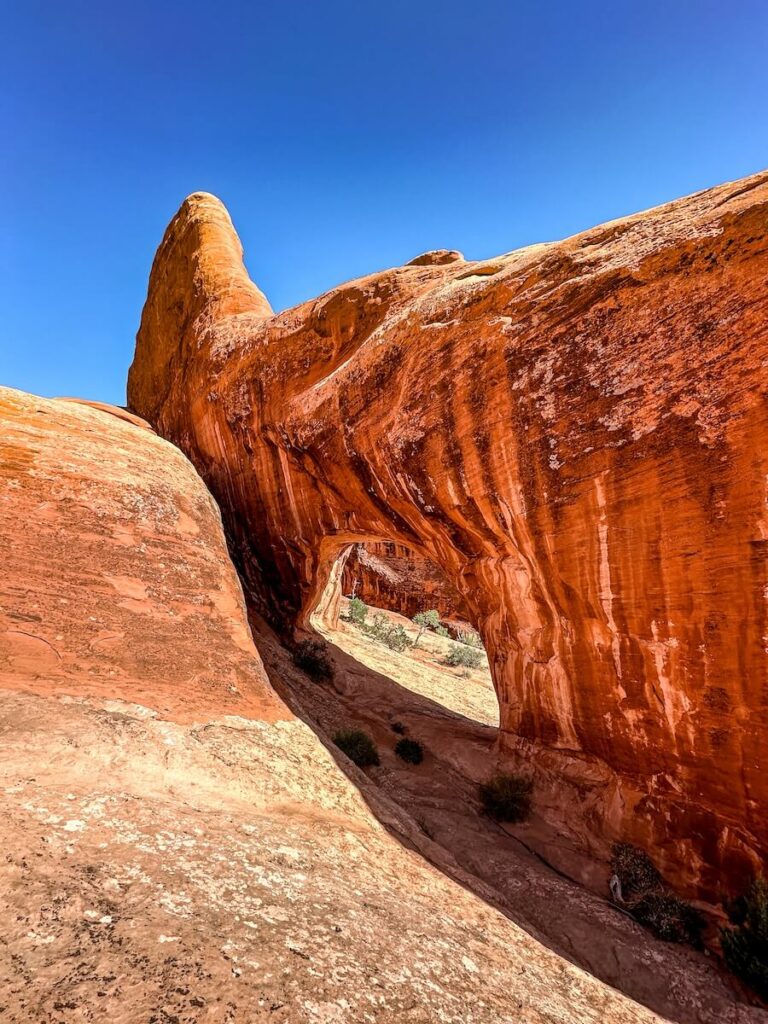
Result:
[128, 172, 768, 899]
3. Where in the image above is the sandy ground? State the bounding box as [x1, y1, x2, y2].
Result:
[323, 608, 499, 728]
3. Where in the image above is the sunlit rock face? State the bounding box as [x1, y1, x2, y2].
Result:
[0, 386, 284, 724]
[342, 541, 470, 621]
[128, 172, 768, 900]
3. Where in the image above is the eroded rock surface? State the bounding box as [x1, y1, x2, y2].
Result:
[128, 173, 768, 900]
[342, 541, 470, 621]
[2, 687, 676, 1024]
[0, 386, 283, 723]
[0, 385, 669, 1023]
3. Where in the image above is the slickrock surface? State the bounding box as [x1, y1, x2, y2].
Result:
[0, 386, 283, 722]
[129, 171, 768, 900]
[1, 688, 672, 1024]
[0, 385, 670, 1023]
[342, 541, 470, 621]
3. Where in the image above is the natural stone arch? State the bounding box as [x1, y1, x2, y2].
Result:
[128, 172, 768, 900]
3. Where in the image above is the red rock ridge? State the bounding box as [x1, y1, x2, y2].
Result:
[128, 172, 768, 900]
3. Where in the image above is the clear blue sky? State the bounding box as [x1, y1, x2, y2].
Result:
[2, 1, 767, 405]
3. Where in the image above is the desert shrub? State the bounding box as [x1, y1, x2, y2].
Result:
[631, 892, 705, 947]
[381, 624, 413, 652]
[333, 729, 380, 767]
[444, 644, 483, 669]
[413, 609, 441, 646]
[395, 738, 424, 764]
[610, 842, 663, 901]
[610, 842, 704, 947]
[364, 613, 389, 640]
[721, 877, 768, 999]
[390, 720, 407, 735]
[457, 629, 483, 648]
[479, 772, 533, 822]
[364, 614, 413, 652]
[292, 639, 333, 680]
[434, 624, 449, 637]
[346, 596, 368, 626]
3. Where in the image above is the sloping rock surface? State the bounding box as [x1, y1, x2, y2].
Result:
[0, 386, 282, 723]
[129, 172, 768, 899]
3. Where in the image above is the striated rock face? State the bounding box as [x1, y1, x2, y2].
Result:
[129, 173, 768, 900]
[0, 385, 666, 1023]
[342, 541, 470, 621]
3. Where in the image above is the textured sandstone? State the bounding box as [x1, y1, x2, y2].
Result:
[342, 541, 470, 621]
[406, 248, 465, 266]
[128, 173, 768, 900]
[0, 386, 668, 1023]
[0, 688, 670, 1024]
[0, 386, 284, 723]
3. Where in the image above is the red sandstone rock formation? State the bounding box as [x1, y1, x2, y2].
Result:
[0, 386, 284, 723]
[1, 384, 673, 1022]
[342, 541, 470, 621]
[129, 172, 768, 900]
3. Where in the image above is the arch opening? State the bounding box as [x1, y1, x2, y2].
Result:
[311, 539, 498, 730]
[252, 534, 748, 1022]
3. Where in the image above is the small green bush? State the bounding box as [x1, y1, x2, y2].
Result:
[457, 629, 483, 649]
[444, 644, 483, 669]
[364, 614, 413, 652]
[381, 624, 413, 652]
[631, 892, 705, 947]
[364, 612, 389, 640]
[395, 738, 424, 764]
[413, 609, 441, 646]
[292, 639, 333, 680]
[479, 772, 533, 822]
[366, 613, 394, 642]
[346, 596, 368, 626]
[434, 624, 449, 637]
[721, 876, 768, 999]
[333, 729, 380, 768]
[611, 842, 662, 901]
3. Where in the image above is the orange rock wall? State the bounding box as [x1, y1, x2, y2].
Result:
[342, 542, 469, 621]
[0, 386, 285, 725]
[128, 173, 768, 899]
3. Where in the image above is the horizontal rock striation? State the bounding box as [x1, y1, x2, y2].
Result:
[129, 173, 768, 900]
